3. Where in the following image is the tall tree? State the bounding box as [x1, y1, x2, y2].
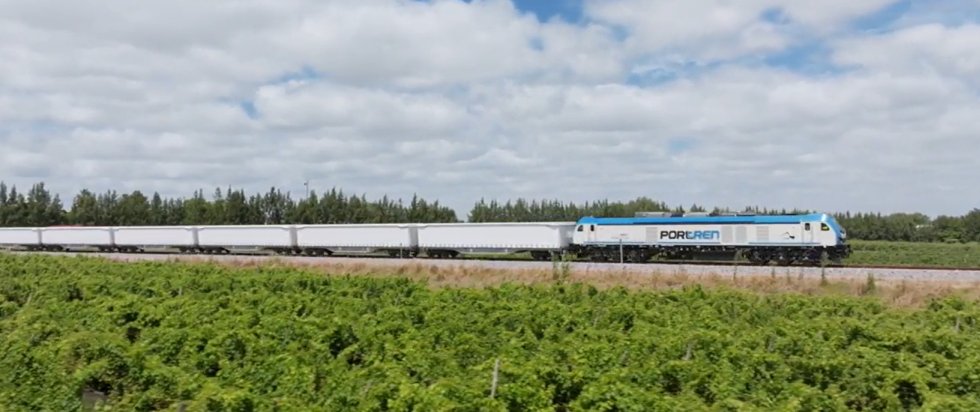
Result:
[69, 189, 100, 225]
[24, 183, 64, 226]
[964, 209, 980, 242]
[116, 191, 151, 225]
[182, 190, 210, 225]
[149, 192, 165, 225]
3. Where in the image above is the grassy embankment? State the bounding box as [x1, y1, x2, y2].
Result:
[1, 253, 979, 410]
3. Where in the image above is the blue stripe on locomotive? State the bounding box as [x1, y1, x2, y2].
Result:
[576, 213, 827, 226]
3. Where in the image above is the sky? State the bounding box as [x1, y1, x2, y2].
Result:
[1, 0, 978, 218]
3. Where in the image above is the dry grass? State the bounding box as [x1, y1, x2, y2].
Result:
[145, 255, 980, 309]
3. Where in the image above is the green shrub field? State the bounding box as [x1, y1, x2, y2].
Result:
[845, 240, 980, 268]
[2, 253, 979, 411]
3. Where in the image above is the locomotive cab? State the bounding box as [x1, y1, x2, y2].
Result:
[818, 214, 851, 259]
[572, 223, 594, 245]
[800, 214, 847, 247]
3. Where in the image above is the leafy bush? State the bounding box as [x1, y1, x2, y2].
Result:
[1, 254, 979, 410]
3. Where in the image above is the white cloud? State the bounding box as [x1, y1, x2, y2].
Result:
[833, 23, 980, 83]
[253, 80, 471, 136]
[0, 0, 978, 218]
[779, 0, 899, 28]
[583, 0, 896, 60]
[585, 0, 790, 60]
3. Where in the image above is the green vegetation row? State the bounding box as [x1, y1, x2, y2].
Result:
[3, 181, 979, 243]
[2, 254, 980, 411]
[844, 240, 980, 268]
[468, 240, 980, 269]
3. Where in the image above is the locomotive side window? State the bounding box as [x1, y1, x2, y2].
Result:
[805, 223, 811, 231]
[576, 225, 583, 232]
[821, 223, 830, 231]
[590, 225, 595, 232]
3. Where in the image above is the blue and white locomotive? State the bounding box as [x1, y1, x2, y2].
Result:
[570, 212, 851, 265]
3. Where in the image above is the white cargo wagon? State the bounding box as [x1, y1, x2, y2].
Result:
[113, 226, 198, 253]
[195, 225, 296, 254]
[0, 228, 42, 250]
[40, 226, 115, 251]
[416, 222, 576, 260]
[295, 224, 418, 257]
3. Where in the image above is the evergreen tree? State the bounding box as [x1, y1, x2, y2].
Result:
[182, 190, 210, 225]
[149, 193, 165, 225]
[116, 191, 151, 226]
[964, 209, 980, 242]
[224, 188, 253, 224]
[23, 183, 64, 226]
[69, 189, 100, 225]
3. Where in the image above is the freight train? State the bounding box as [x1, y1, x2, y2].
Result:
[0, 212, 850, 266]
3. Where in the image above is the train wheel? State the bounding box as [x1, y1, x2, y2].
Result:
[430, 251, 447, 259]
[775, 251, 796, 266]
[629, 250, 650, 263]
[747, 250, 768, 265]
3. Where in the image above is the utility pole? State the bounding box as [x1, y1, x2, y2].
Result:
[304, 180, 310, 200]
[620, 237, 624, 264]
[614, 233, 627, 264]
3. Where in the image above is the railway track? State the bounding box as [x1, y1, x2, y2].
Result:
[7, 248, 980, 284]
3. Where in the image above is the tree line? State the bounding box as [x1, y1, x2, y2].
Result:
[0, 182, 457, 227]
[833, 211, 980, 243]
[2, 181, 979, 242]
[468, 198, 980, 243]
[465, 197, 814, 223]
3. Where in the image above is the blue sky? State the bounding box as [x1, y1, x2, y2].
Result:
[848, 0, 912, 31]
[511, 0, 962, 80]
[509, 0, 932, 33]
[512, 0, 584, 22]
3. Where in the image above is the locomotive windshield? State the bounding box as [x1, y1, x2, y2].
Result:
[824, 215, 846, 240]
